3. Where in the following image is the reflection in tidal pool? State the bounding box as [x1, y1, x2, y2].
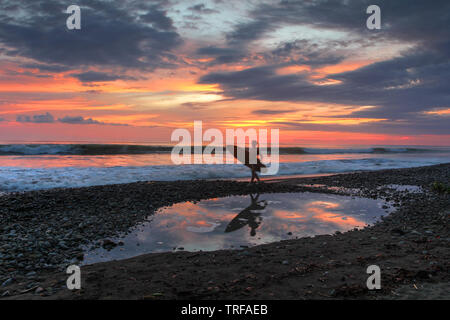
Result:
[83, 192, 393, 264]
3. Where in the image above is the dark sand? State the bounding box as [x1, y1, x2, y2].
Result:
[1, 164, 449, 300]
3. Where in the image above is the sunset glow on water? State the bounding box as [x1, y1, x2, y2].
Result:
[83, 192, 392, 264]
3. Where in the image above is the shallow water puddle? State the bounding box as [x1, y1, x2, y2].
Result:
[83, 192, 393, 264]
[378, 184, 423, 193]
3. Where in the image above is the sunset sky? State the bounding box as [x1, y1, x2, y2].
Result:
[0, 0, 449, 145]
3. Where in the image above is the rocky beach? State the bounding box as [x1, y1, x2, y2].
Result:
[1, 163, 449, 300]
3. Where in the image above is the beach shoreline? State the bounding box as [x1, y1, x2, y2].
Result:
[1, 163, 449, 300]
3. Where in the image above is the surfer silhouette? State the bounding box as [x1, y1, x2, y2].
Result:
[225, 193, 267, 237]
[228, 141, 266, 183]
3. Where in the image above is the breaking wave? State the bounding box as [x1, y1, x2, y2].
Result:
[0, 157, 446, 193]
[0, 144, 444, 156]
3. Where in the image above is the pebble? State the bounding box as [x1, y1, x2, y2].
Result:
[0, 166, 448, 297]
[26, 271, 37, 277]
[1, 278, 13, 287]
[35, 287, 44, 294]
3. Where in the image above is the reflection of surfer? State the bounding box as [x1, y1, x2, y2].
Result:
[225, 193, 267, 237]
[228, 141, 266, 183]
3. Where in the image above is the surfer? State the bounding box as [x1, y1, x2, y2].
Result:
[228, 141, 266, 183]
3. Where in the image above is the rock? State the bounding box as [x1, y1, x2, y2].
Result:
[102, 239, 118, 250]
[391, 228, 406, 236]
[35, 287, 44, 294]
[1, 278, 13, 287]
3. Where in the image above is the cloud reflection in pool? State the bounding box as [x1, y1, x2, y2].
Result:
[83, 192, 392, 264]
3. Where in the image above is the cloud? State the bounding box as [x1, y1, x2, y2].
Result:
[188, 4, 218, 14]
[226, 20, 273, 45]
[196, 46, 245, 65]
[139, 5, 175, 30]
[198, 0, 450, 134]
[252, 109, 297, 115]
[58, 116, 101, 125]
[22, 63, 73, 73]
[267, 39, 346, 67]
[58, 115, 128, 126]
[16, 112, 55, 123]
[71, 71, 138, 83]
[14, 112, 128, 126]
[0, 0, 182, 72]
[270, 113, 450, 135]
[200, 55, 450, 118]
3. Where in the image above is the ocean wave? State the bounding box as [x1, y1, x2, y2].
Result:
[0, 157, 446, 193]
[0, 144, 173, 155]
[0, 144, 444, 156]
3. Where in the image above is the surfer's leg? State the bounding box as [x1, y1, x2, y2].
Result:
[251, 169, 256, 183]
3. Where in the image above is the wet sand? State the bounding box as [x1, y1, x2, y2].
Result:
[1, 163, 449, 300]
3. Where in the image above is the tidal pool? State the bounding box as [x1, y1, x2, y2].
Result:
[83, 192, 393, 264]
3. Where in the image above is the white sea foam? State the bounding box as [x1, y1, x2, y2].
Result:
[0, 157, 446, 193]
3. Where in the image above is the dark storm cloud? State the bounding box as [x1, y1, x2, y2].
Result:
[268, 39, 346, 67]
[199, 0, 450, 134]
[72, 71, 137, 83]
[245, 0, 450, 46]
[2, 69, 53, 79]
[0, 0, 182, 71]
[200, 54, 450, 118]
[16, 112, 55, 123]
[196, 46, 245, 65]
[200, 65, 311, 101]
[226, 20, 273, 45]
[139, 5, 175, 30]
[22, 63, 73, 73]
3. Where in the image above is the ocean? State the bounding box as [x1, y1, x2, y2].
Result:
[1, 143, 449, 193]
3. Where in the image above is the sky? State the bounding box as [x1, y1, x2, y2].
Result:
[0, 0, 449, 145]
